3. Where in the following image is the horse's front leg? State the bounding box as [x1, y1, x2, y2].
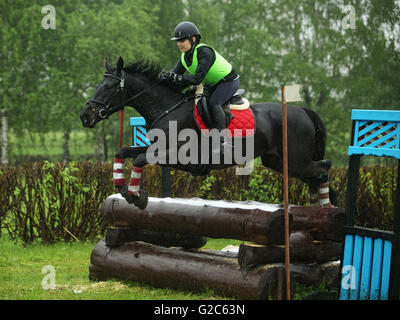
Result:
[115, 146, 148, 159]
[113, 147, 149, 210]
[113, 146, 147, 191]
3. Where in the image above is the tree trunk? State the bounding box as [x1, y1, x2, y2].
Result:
[104, 227, 207, 249]
[63, 130, 70, 162]
[316, 89, 327, 111]
[89, 239, 289, 299]
[238, 234, 342, 267]
[1, 109, 8, 165]
[102, 194, 291, 245]
[95, 126, 106, 161]
[102, 195, 344, 245]
[90, 239, 339, 298]
[302, 86, 312, 109]
[102, 122, 108, 161]
[289, 206, 345, 241]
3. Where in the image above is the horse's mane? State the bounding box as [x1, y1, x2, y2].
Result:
[121, 59, 190, 95]
[123, 60, 162, 80]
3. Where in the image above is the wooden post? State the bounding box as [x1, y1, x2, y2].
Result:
[281, 86, 290, 300]
[161, 167, 172, 197]
[390, 159, 400, 299]
[118, 110, 124, 149]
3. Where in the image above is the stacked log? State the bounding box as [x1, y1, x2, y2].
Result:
[101, 194, 291, 245]
[238, 205, 345, 270]
[90, 239, 289, 300]
[238, 206, 345, 290]
[89, 195, 344, 299]
[105, 227, 207, 249]
[289, 206, 344, 242]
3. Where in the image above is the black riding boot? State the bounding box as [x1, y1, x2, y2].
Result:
[209, 104, 231, 155]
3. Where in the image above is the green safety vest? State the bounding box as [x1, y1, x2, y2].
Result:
[180, 43, 232, 86]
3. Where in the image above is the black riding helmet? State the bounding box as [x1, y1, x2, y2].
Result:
[171, 21, 201, 41]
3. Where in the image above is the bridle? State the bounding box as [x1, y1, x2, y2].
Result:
[85, 70, 194, 130]
[86, 71, 162, 120]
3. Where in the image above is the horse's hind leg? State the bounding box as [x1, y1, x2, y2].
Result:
[301, 160, 333, 207]
[261, 152, 319, 203]
[308, 184, 319, 207]
[261, 154, 332, 207]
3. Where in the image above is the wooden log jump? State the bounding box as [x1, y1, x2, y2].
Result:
[90, 239, 286, 299]
[105, 227, 207, 249]
[102, 194, 292, 245]
[90, 195, 345, 299]
[102, 195, 344, 245]
[290, 206, 345, 242]
[238, 231, 342, 266]
[90, 239, 339, 299]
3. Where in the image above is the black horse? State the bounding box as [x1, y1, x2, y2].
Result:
[80, 57, 334, 209]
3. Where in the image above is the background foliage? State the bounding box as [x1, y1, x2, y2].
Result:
[0, 161, 397, 244]
[0, 1, 399, 244]
[1, 0, 399, 165]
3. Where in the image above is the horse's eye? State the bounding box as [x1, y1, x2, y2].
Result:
[104, 81, 119, 90]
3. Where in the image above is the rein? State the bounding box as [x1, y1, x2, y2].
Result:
[88, 71, 194, 129]
[88, 72, 163, 119]
[148, 95, 193, 130]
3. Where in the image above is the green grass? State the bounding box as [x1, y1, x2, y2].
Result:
[0, 237, 328, 300]
[0, 237, 244, 300]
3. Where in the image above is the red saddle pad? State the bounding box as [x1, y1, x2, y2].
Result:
[194, 104, 255, 137]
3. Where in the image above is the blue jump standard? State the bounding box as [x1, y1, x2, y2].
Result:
[340, 109, 400, 300]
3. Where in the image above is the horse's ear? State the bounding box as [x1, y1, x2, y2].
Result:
[105, 59, 112, 72]
[117, 56, 124, 73]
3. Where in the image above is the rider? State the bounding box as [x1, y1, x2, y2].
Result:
[162, 21, 240, 149]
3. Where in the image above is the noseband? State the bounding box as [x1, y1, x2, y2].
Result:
[86, 72, 162, 120]
[87, 73, 126, 119]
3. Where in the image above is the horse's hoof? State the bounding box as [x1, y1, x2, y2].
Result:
[118, 185, 137, 205]
[133, 190, 148, 210]
[319, 160, 332, 171]
[118, 184, 129, 199]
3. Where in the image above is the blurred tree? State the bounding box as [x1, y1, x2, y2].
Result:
[1, 0, 399, 165]
[153, 0, 186, 70]
[33, 0, 163, 161]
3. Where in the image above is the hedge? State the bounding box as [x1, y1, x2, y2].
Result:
[0, 161, 397, 243]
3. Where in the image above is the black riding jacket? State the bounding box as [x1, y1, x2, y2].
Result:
[172, 44, 237, 87]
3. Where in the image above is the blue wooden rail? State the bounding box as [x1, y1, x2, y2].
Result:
[130, 117, 150, 147]
[340, 227, 395, 300]
[341, 109, 400, 300]
[129, 117, 171, 197]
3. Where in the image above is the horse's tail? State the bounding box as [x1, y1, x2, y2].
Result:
[301, 107, 327, 161]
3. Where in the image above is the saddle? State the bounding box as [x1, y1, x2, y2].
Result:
[194, 84, 255, 137]
[195, 84, 251, 129]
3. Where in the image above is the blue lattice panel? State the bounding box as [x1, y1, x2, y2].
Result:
[348, 110, 400, 159]
[130, 117, 150, 147]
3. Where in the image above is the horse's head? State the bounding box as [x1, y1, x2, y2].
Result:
[80, 56, 126, 128]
